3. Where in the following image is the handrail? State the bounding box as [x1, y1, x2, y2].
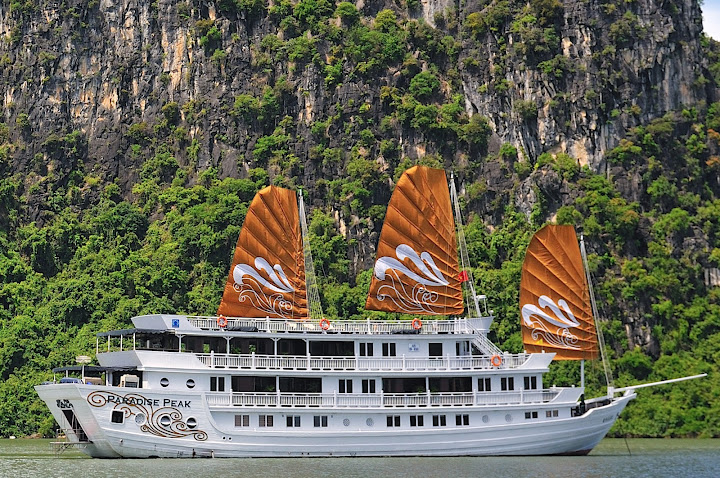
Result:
[186, 316, 490, 335]
[204, 389, 561, 408]
[195, 352, 531, 371]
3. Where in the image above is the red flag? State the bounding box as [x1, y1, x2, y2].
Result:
[459, 270, 469, 282]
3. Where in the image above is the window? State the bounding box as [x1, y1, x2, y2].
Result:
[235, 414, 250, 427]
[359, 342, 374, 356]
[545, 410, 559, 418]
[313, 416, 328, 427]
[455, 414, 470, 426]
[429, 343, 443, 357]
[478, 377, 491, 392]
[382, 343, 396, 357]
[339, 379, 353, 394]
[259, 415, 274, 427]
[524, 411, 539, 420]
[211, 376, 226, 392]
[410, 415, 424, 427]
[362, 379, 376, 394]
[501, 377, 514, 391]
[111, 410, 124, 424]
[524, 376, 537, 390]
[160, 377, 169, 387]
[186, 379, 195, 389]
[432, 415, 447, 427]
[387, 415, 401, 427]
[286, 415, 301, 427]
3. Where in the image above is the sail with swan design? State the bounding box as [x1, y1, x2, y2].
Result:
[520, 224, 598, 360]
[365, 165, 464, 315]
[217, 186, 308, 320]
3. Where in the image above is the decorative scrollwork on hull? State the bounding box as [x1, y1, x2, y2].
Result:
[87, 391, 208, 441]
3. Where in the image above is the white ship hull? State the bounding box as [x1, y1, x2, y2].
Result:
[36, 382, 634, 458]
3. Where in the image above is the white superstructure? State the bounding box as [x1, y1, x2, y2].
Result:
[36, 313, 634, 458]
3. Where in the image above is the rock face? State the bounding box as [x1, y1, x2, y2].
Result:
[0, 0, 708, 188]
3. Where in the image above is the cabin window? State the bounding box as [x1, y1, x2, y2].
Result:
[429, 343, 443, 357]
[387, 415, 401, 427]
[279, 377, 321, 393]
[286, 415, 301, 427]
[545, 410, 559, 418]
[211, 376, 226, 392]
[235, 415, 250, 427]
[501, 377, 514, 391]
[524, 411, 539, 420]
[313, 416, 328, 428]
[382, 343, 396, 357]
[432, 415, 447, 427]
[478, 377, 491, 392]
[429, 377, 471, 392]
[524, 376, 537, 390]
[160, 377, 169, 387]
[186, 417, 197, 429]
[455, 414, 470, 426]
[362, 379, 376, 393]
[186, 379, 195, 389]
[111, 410, 124, 424]
[409, 415, 424, 427]
[310, 341, 354, 356]
[359, 343, 374, 356]
[339, 379, 353, 393]
[259, 415, 274, 427]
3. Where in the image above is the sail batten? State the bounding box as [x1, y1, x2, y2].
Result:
[365, 166, 463, 316]
[218, 186, 308, 320]
[520, 225, 598, 360]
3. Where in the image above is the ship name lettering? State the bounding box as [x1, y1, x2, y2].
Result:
[164, 399, 191, 407]
[106, 395, 160, 407]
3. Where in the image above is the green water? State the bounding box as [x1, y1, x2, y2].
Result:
[0, 438, 717, 477]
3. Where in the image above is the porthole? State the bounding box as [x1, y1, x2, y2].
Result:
[160, 377, 169, 387]
[160, 415, 172, 427]
[366, 418, 374, 427]
[135, 413, 146, 425]
[505, 414, 513, 423]
[343, 418, 350, 427]
[482, 415, 489, 424]
[186, 379, 195, 389]
[186, 417, 197, 429]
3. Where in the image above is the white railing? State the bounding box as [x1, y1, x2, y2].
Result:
[204, 389, 561, 409]
[187, 316, 486, 335]
[195, 352, 530, 372]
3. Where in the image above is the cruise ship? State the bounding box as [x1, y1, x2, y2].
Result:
[35, 166, 697, 457]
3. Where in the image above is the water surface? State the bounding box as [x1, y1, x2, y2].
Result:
[0, 438, 717, 478]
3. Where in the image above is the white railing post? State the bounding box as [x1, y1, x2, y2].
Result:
[402, 355, 406, 371]
[333, 390, 337, 408]
[210, 350, 214, 368]
[251, 352, 256, 369]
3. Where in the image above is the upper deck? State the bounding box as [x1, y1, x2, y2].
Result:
[127, 314, 494, 336]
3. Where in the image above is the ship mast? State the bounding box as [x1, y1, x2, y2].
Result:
[580, 235, 614, 393]
[449, 172, 482, 319]
[299, 190, 324, 322]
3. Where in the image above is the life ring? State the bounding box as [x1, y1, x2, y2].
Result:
[411, 318, 422, 330]
[491, 354, 502, 367]
[217, 316, 228, 328]
[319, 318, 331, 330]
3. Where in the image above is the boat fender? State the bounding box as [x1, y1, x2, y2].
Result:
[412, 318, 422, 330]
[491, 354, 502, 367]
[320, 318, 331, 330]
[217, 316, 228, 328]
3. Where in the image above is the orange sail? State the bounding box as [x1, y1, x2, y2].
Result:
[217, 186, 308, 319]
[365, 166, 464, 315]
[520, 225, 598, 360]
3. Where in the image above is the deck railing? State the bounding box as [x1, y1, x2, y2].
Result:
[187, 316, 488, 335]
[195, 352, 530, 372]
[204, 390, 560, 408]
